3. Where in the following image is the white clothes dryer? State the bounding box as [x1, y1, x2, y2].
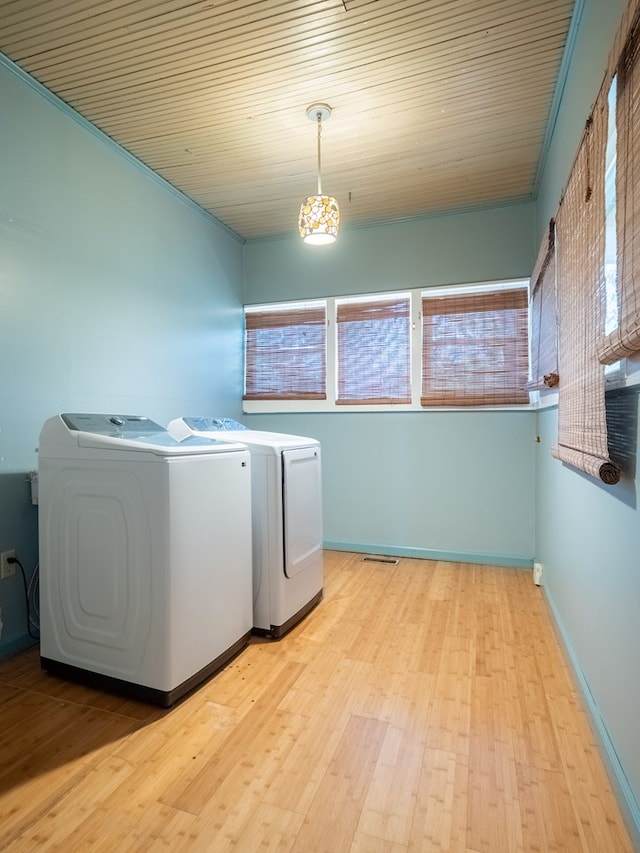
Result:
[169, 417, 323, 638]
[38, 413, 253, 706]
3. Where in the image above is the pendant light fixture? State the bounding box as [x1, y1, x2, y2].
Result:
[299, 103, 340, 245]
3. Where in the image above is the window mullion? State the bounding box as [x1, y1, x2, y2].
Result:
[326, 297, 337, 405]
[411, 289, 422, 406]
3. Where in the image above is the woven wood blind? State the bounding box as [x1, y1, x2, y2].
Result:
[336, 296, 411, 404]
[421, 288, 529, 406]
[528, 219, 559, 390]
[598, 6, 640, 363]
[552, 103, 621, 484]
[244, 305, 326, 400]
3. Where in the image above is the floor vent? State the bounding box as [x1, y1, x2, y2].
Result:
[362, 555, 399, 565]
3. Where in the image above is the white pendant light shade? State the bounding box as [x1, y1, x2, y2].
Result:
[299, 103, 340, 245]
[299, 194, 340, 244]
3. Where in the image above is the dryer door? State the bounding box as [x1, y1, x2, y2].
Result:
[282, 446, 323, 578]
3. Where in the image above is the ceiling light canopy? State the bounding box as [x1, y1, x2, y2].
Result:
[299, 103, 340, 245]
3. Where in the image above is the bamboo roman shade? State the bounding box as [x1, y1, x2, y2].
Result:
[598, 5, 640, 363]
[528, 219, 559, 390]
[552, 105, 621, 484]
[244, 304, 326, 400]
[336, 296, 411, 404]
[421, 288, 529, 406]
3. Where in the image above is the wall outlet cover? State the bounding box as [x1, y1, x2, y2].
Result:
[533, 562, 543, 586]
[0, 550, 16, 580]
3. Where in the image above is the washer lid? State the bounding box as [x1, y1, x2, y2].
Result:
[169, 417, 319, 452]
[182, 416, 248, 432]
[215, 430, 320, 452]
[57, 413, 246, 456]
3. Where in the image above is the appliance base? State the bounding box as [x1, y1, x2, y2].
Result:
[252, 589, 323, 640]
[40, 631, 252, 708]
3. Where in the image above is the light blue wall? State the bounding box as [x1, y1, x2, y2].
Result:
[245, 203, 534, 303]
[243, 410, 535, 566]
[0, 59, 245, 657]
[533, 0, 640, 838]
[535, 404, 640, 832]
[244, 206, 537, 565]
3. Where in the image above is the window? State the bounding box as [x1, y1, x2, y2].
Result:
[604, 75, 619, 338]
[421, 286, 529, 406]
[244, 282, 529, 412]
[602, 75, 625, 382]
[336, 294, 411, 404]
[244, 302, 326, 400]
[598, 8, 640, 365]
[528, 219, 559, 391]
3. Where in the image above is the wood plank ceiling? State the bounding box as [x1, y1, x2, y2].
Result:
[0, 0, 576, 241]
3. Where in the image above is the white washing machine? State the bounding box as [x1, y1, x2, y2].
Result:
[169, 417, 323, 638]
[38, 413, 253, 706]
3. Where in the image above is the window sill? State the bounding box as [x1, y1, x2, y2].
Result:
[243, 401, 535, 415]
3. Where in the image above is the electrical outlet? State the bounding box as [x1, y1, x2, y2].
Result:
[1, 550, 16, 580]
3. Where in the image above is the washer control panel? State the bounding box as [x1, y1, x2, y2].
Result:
[62, 413, 162, 436]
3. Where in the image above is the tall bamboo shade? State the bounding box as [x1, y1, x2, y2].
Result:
[552, 99, 621, 484]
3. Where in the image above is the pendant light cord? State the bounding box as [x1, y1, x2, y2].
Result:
[316, 112, 323, 195]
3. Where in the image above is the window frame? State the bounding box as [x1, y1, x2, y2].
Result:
[243, 280, 532, 414]
[598, 69, 640, 391]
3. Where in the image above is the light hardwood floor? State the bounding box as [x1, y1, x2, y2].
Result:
[0, 551, 634, 852]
